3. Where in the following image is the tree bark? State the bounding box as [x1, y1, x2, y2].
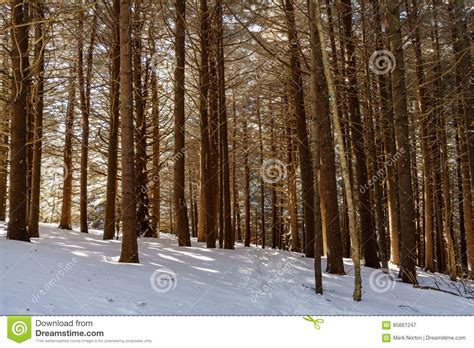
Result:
[313, 0, 360, 300]
[308, 0, 324, 294]
[8, 0, 30, 242]
[151, 68, 161, 238]
[173, 0, 191, 246]
[340, 0, 379, 268]
[243, 117, 251, 247]
[283, 0, 316, 259]
[28, 0, 45, 238]
[104, 0, 120, 240]
[216, 0, 233, 249]
[118, 0, 139, 263]
[59, 70, 76, 230]
[77, 2, 97, 233]
[386, 0, 417, 284]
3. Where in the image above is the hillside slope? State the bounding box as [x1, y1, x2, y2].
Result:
[1, 223, 473, 315]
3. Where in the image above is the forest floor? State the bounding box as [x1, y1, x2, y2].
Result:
[1, 222, 473, 315]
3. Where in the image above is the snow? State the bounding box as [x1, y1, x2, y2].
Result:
[1, 222, 473, 315]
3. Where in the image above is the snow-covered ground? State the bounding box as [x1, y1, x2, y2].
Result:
[1, 222, 473, 315]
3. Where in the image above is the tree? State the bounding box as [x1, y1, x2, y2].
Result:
[283, 0, 316, 259]
[118, 0, 139, 263]
[386, 0, 417, 284]
[216, 0, 233, 250]
[173, 0, 191, 246]
[59, 70, 76, 230]
[77, 1, 97, 234]
[28, 0, 46, 238]
[340, 0, 379, 268]
[8, 0, 29, 242]
[103, 0, 120, 240]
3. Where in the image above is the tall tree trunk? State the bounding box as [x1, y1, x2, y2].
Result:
[118, 0, 139, 263]
[133, 11, 153, 238]
[386, 0, 417, 284]
[104, 0, 120, 240]
[307, 0, 324, 294]
[257, 98, 265, 249]
[406, 0, 435, 272]
[173, 0, 191, 246]
[270, 113, 279, 250]
[59, 70, 76, 230]
[360, 0, 388, 270]
[340, 0, 379, 268]
[197, 0, 217, 247]
[151, 68, 161, 238]
[0, 59, 9, 221]
[28, 0, 45, 238]
[283, 0, 315, 259]
[371, 0, 400, 265]
[216, 0, 233, 249]
[243, 117, 251, 247]
[208, 12, 220, 249]
[307, 0, 345, 273]
[284, 88, 299, 251]
[77, 3, 97, 233]
[8, 0, 30, 242]
[231, 91, 241, 242]
[313, 0, 360, 300]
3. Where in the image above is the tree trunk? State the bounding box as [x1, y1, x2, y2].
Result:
[231, 91, 241, 242]
[307, 1, 344, 272]
[197, 0, 217, 247]
[340, 0, 379, 268]
[8, 0, 30, 242]
[216, 0, 233, 249]
[285, 101, 299, 252]
[104, 0, 121, 240]
[173, 0, 191, 246]
[386, 0, 417, 284]
[307, 0, 324, 294]
[270, 114, 279, 250]
[118, 0, 139, 263]
[59, 70, 76, 230]
[257, 98, 265, 249]
[77, 3, 97, 233]
[243, 117, 251, 247]
[28, 0, 45, 238]
[283, 0, 315, 259]
[0, 59, 8, 221]
[313, 0, 360, 300]
[133, 13, 153, 238]
[151, 67, 160, 238]
[207, 13, 220, 249]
